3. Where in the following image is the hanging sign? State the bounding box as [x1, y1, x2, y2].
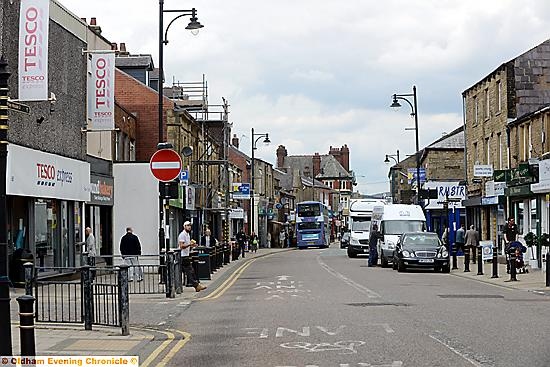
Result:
[87, 52, 115, 130]
[18, 0, 50, 101]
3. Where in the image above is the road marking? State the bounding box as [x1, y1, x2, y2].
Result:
[429, 334, 486, 367]
[139, 329, 174, 367]
[236, 296, 243, 300]
[316, 256, 381, 298]
[157, 329, 192, 367]
[198, 258, 257, 301]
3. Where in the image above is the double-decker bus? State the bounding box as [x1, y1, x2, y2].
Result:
[295, 201, 330, 249]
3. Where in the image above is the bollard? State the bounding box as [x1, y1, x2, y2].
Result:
[17, 295, 36, 356]
[23, 262, 34, 296]
[117, 265, 130, 336]
[477, 246, 483, 275]
[174, 250, 182, 294]
[464, 248, 470, 272]
[81, 265, 93, 330]
[166, 251, 175, 299]
[546, 251, 550, 287]
[491, 244, 499, 278]
[509, 252, 518, 281]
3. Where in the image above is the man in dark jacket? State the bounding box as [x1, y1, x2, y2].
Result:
[236, 229, 247, 258]
[120, 227, 142, 281]
[368, 224, 382, 267]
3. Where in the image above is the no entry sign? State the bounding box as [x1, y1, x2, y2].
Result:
[150, 149, 182, 182]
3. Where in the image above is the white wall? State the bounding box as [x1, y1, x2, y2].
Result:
[113, 163, 159, 259]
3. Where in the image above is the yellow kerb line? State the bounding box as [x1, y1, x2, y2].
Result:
[157, 329, 192, 366]
[198, 258, 257, 301]
[140, 329, 174, 367]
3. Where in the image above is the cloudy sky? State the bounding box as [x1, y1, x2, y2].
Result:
[61, 0, 550, 193]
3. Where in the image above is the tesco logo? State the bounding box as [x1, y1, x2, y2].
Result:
[37, 163, 55, 180]
[95, 57, 109, 109]
[23, 6, 42, 73]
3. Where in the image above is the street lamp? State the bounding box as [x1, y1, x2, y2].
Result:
[384, 150, 400, 165]
[157, 3, 203, 293]
[250, 128, 270, 240]
[390, 86, 421, 207]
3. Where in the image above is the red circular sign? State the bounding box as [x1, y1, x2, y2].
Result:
[150, 149, 182, 182]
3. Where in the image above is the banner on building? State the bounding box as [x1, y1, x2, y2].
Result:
[18, 0, 50, 101]
[480, 241, 493, 261]
[231, 183, 250, 199]
[87, 52, 115, 130]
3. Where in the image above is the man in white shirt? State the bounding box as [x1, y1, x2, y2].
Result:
[179, 221, 206, 292]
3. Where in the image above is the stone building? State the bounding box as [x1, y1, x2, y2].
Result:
[463, 38, 550, 249]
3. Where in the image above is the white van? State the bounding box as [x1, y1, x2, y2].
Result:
[347, 199, 385, 257]
[370, 204, 426, 267]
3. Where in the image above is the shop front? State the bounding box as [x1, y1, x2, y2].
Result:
[6, 144, 90, 277]
[86, 174, 114, 263]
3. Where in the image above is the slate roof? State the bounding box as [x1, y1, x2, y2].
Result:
[115, 55, 154, 70]
[426, 126, 464, 150]
[283, 154, 352, 180]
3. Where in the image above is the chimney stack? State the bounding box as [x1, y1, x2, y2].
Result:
[276, 145, 288, 169]
[312, 153, 321, 178]
[232, 134, 239, 148]
[118, 43, 129, 56]
[111, 42, 118, 51]
[88, 17, 102, 35]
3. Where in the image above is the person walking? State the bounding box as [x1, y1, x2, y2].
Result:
[85, 227, 96, 280]
[441, 225, 450, 250]
[119, 227, 143, 282]
[236, 229, 247, 258]
[503, 217, 518, 274]
[454, 223, 466, 255]
[201, 228, 217, 248]
[368, 224, 382, 267]
[250, 231, 258, 253]
[464, 225, 479, 266]
[179, 221, 206, 292]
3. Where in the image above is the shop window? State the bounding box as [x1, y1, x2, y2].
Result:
[34, 199, 58, 268]
[530, 198, 537, 233]
[515, 202, 524, 234]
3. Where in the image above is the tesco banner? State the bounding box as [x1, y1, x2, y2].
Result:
[18, 0, 49, 101]
[7, 144, 91, 202]
[87, 53, 115, 130]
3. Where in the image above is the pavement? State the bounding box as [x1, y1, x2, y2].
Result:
[6, 245, 550, 362]
[7, 247, 292, 364]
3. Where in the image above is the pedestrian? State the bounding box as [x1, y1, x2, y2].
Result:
[236, 229, 247, 258]
[179, 221, 206, 292]
[267, 232, 272, 248]
[119, 227, 143, 282]
[464, 225, 479, 264]
[454, 223, 466, 256]
[441, 225, 450, 250]
[288, 228, 294, 247]
[503, 217, 518, 274]
[85, 227, 96, 280]
[201, 228, 217, 248]
[250, 231, 258, 253]
[368, 224, 382, 267]
[279, 229, 286, 248]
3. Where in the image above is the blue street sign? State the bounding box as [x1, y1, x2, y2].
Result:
[232, 182, 250, 199]
[180, 170, 189, 181]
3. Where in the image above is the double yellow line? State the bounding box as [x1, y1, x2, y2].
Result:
[198, 257, 258, 301]
[140, 328, 191, 367]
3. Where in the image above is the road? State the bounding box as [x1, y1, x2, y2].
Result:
[166, 246, 550, 367]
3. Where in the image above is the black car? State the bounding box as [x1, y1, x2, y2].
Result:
[340, 232, 350, 248]
[392, 232, 450, 273]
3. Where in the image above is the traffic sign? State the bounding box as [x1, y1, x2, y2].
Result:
[150, 149, 182, 182]
[179, 170, 189, 186]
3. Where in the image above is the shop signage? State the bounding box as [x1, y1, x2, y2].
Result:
[505, 184, 532, 197]
[481, 196, 498, 205]
[87, 52, 115, 130]
[185, 185, 195, 210]
[229, 208, 244, 219]
[493, 169, 509, 182]
[18, 0, 49, 101]
[406, 168, 426, 185]
[231, 182, 250, 199]
[508, 163, 537, 186]
[473, 164, 493, 177]
[531, 159, 550, 193]
[485, 181, 505, 197]
[480, 241, 494, 260]
[423, 181, 465, 210]
[89, 175, 114, 206]
[7, 144, 90, 201]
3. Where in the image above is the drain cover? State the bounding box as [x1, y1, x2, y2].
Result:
[438, 294, 504, 299]
[346, 302, 409, 307]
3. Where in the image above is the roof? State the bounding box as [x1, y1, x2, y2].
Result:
[426, 126, 464, 150]
[283, 154, 352, 180]
[115, 55, 154, 70]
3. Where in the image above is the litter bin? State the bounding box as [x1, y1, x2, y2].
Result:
[10, 248, 34, 288]
[196, 253, 211, 280]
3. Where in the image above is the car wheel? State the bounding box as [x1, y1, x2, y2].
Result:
[381, 256, 389, 268]
[442, 265, 450, 273]
[392, 258, 398, 270]
[347, 251, 357, 258]
[397, 260, 406, 272]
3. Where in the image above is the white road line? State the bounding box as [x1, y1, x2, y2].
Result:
[236, 296, 242, 300]
[429, 334, 485, 367]
[317, 256, 381, 298]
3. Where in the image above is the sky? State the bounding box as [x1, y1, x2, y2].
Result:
[60, 0, 550, 194]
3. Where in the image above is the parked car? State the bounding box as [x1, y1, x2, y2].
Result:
[392, 232, 450, 273]
[340, 232, 350, 248]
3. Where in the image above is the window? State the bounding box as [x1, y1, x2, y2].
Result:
[498, 133, 503, 169]
[485, 137, 490, 165]
[473, 142, 478, 164]
[484, 88, 489, 119]
[473, 96, 478, 125]
[530, 198, 537, 233]
[528, 123, 532, 159]
[497, 80, 502, 112]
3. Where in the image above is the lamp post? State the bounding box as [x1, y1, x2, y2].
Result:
[157, 3, 203, 289]
[391, 86, 421, 206]
[0, 56, 12, 355]
[384, 150, 400, 165]
[384, 150, 400, 204]
[250, 128, 270, 240]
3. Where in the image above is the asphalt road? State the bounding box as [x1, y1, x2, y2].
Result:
[168, 246, 550, 367]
